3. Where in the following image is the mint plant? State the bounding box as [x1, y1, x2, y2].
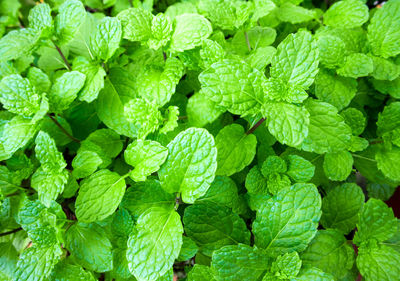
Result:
[0, 0, 399, 280]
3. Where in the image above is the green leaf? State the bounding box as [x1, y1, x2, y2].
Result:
[215, 124, 257, 176]
[159, 106, 179, 134]
[323, 0, 368, 28]
[261, 156, 287, 177]
[14, 244, 62, 281]
[0, 28, 39, 62]
[197, 176, 240, 210]
[299, 99, 352, 154]
[28, 3, 52, 36]
[270, 31, 319, 89]
[117, 8, 153, 42]
[177, 236, 199, 262]
[120, 180, 175, 220]
[278, 3, 317, 24]
[65, 223, 113, 272]
[35, 131, 66, 173]
[0, 74, 41, 117]
[245, 166, 269, 195]
[271, 252, 302, 279]
[55, 0, 86, 45]
[263, 102, 310, 147]
[127, 207, 183, 281]
[377, 102, 400, 137]
[97, 69, 139, 138]
[337, 53, 373, 78]
[263, 78, 308, 104]
[292, 266, 335, 281]
[49, 260, 95, 281]
[368, 0, 400, 58]
[316, 34, 346, 69]
[73, 56, 106, 103]
[375, 146, 400, 182]
[48, 71, 86, 113]
[314, 69, 357, 111]
[301, 229, 355, 280]
[89, 17, 122, 62]
[284, 154, 315, 183]
[75, 169, 126, 222]
[124, 139, 168, 181]
[211, 244, 270, 281]
[183, 202, 250, 256]
[136, 57, 184, 107]
[148, 13, 173, 50]
[354, 198, 398, 245]
[340, 108, 366, 136]
[0, 242, 18, 279]
[187, 264, 217, 281]
[323, 151, 353, 181]
[320, 183, 364, 234]
[158, 128, 217, 203]
[72, 151, 103, 179]
[27, 67, 51, 94]
[370, 55, 400, 81]
[357, 243, 400, 281]
[199, 58, 266, 116]
[253, 183, 321, 257]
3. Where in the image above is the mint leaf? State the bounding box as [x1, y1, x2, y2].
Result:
[183, 202, 250, 256]
[28, 3, 52, 36]
[178, 236, 199, 262]
[75, 169, 126, 222]
[55, 0, 86, 45]
[124, 139, 168, 181]
[278, 3, 317, 24]
[158, 128, 217, 203]
[270, 31, 319, 89]
[117, 8, 153, 42]
[211, 244, 270, 281]
[271, 252, 302, 279]
[323, 0, 368, 28]
[285, 154, 315, 183]
[72, 151, 102, 179]
[253, 183, 321, 256]
[127, 207, 183, 281]
[323, 151, 354, 181]
[337, 53, 373, 78]
[0, 28, 39, 62]
[215, 124, 257, 176]
[65, 223, 113, 272]
[375, 146, 400, 182]
[321, 183, 364, 234]
[187, 264, 217, 281]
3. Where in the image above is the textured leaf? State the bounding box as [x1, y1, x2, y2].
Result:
[35, 131, 66, 173]
[28, 3, 52, 35]
[278, 3, 317, 24]
[14, 244, 62, 281]
[124, 139, 168, 181]
[199, 58, 266, 116]
[323, 151, 353, 181]
[375, 146, 400, 182]
[0, 28, 39, 62]
[340, 108, 366, 136]
[215, 124, 257, 176]
[301, 229, 355, 279]
[90, 17, 122, 61]
[72, 151, 102, 179]
[117, 8, 153, 41]
[49, 261, 95, 281]
[316, 34, 346, 69]
[197, 176, 240, 210]
[300, 99, 352, 154]
[292, 266, 335, 281]
[270, 31, 319, 89]
[262, 102, 310, 147]
[370, 55, 400, 81]
[127, 207, 183, 281]
[0, 74, 41, 117]
[183, 202, 250, 256]
[55, 0, 86, 45]
[187, 264, 217, 281]
[337, 53, 373, 78]
[211, 244, 270, 281]
[354, 198, 398, 245]
[284, 154, 315, 183]
[321, 183, 364, 234]
[158, 128, 217, 203]
[271, 252, 302, 279]
[177, 236, 199, 262]
[187, 92, 224, 127]
[75, 169, 126, 222]
[323, 0, 368, 28]
[65, 223, 113, 272]
[148, 13, 173, 50]
[0, 242, 18, 280]
[368, 0, 400, 58]
[253, 183, 321, 256]
[120, 180, 175, 220]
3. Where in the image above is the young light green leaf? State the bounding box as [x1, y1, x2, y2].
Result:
[158, 128, 217, 203]
[187, 92, 224, 128]
[159, 106, 179, 134]
[316, 34, 346, 69]
[323, 151, 354, 181]
[271, 252, 302, 279]
[148, 13, 172, 50]
[199, 59, 266, 116]
[215, 124, 257, 176]
[321, 183, 364, 234]
[27, 67, 51, 94]
[55, 0, 86, 45]
[340, 108, 366, 136]
[323, 0, 368, 28]
[127, 207, 183, 281]
[28, 3, 52, 36]
[75, 169, 126, 222]
[90, 17, 122, 62]
[284, 154, 315, 183]
[124, 139, 168, 181]
[262, 102, 309, 147]
[301, 229, 355, 280]
[270, 31, 319, 89]
[368, 0, 400, 58]
[35, 131, 66, 173]
[72, 150, 103, 179]
[253, 183, 321, 256]
[337, 53, 373, 78]
[0, 242, 18, 280]
[187, 264, 217, 281]
[65, 223, 113, 272]
[211, 244, 270, 281]
[183, 202, 250, 257]
[14, 244, 62, 281]
[117, 8, 153, 42]
[169, 14, 212, 52]
[48, 71, 86, 113]
[370, 55, 400, 81]
[197, 176, 240, 210]
[49, 260, 96, 281]
[0, 28, 39, 62]
[292, 267, 335, 281]
[0, 74, 41, 117]
[278, 3, 317, 24]
[354, 198, 398, 245]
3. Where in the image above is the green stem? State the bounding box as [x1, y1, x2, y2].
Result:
[352, 154, 376, 162]
[244, 31, 251, 52]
